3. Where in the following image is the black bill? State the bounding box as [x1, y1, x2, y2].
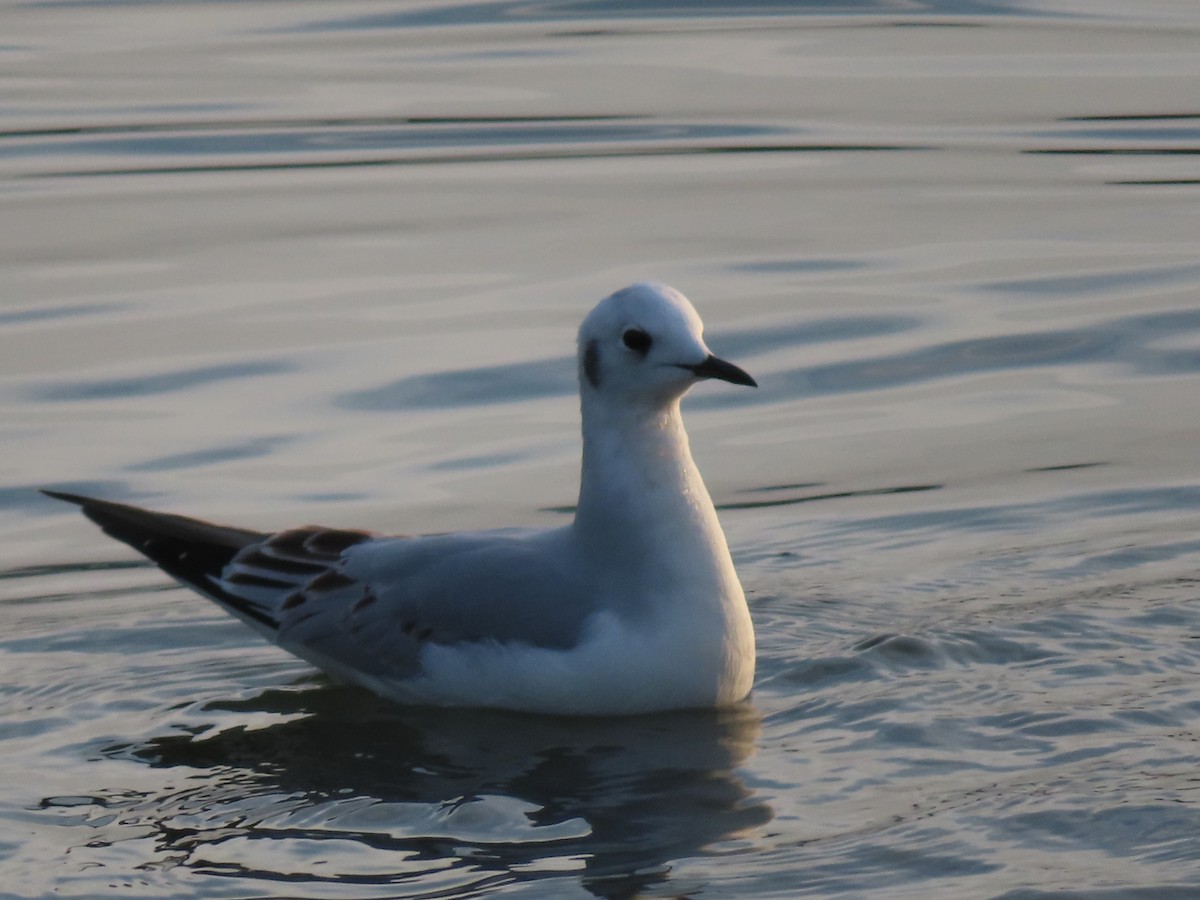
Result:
[682, 354, 757, 388]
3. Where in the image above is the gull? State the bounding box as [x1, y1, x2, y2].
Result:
[44, 282, 758, 715]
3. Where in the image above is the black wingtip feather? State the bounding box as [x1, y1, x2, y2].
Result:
[42, 489, 269, 608]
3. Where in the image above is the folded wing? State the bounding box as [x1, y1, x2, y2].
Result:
[44, 491, 598, 686]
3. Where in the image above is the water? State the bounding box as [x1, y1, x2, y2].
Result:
[3, 0, 1200, 896]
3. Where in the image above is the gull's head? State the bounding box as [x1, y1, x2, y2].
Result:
[577, 282, 756, 408]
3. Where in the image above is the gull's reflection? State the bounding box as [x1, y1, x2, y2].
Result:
[102, 684, 771, 898]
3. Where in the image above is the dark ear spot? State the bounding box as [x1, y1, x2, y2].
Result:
[583, 338, 601, 389]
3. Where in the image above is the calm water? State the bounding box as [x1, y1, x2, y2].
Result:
[3, 1, 1200, 897]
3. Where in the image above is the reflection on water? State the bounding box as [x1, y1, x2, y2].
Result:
[83, 689, 767, 898]
[5, 0, 1200, 898]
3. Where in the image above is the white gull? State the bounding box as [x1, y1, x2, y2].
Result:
[45, 282, 757, 715]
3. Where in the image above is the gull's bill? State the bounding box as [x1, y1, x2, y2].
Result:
[683, 354, 757, 387]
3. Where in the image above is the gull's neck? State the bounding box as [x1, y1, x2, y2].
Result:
[572, 393, 734, 589]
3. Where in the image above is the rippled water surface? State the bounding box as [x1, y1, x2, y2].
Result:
[4, 1, 1200, 897]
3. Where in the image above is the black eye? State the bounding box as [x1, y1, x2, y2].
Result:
[622, 328, 652, 354]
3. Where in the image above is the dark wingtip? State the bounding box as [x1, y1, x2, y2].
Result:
[42, 489, 266, 548]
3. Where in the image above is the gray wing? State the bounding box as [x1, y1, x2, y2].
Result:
[43, 491, 599, 685]
[219, 525, 598, 682]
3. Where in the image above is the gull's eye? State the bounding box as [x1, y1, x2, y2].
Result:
[622, 328, 652, 355]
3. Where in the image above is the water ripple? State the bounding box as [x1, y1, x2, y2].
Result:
[125, 436, 291, 473]
[27, 360, 295, 402]
[337, 315, 922, 411]
[980, 263, 1200, 299]
[3, 119, 784, 162]
[703, 305, 1200, 408]
[338, 304, 1200, 414]
[297, 0, 1056, 32]
[3, 115, 919, 178]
